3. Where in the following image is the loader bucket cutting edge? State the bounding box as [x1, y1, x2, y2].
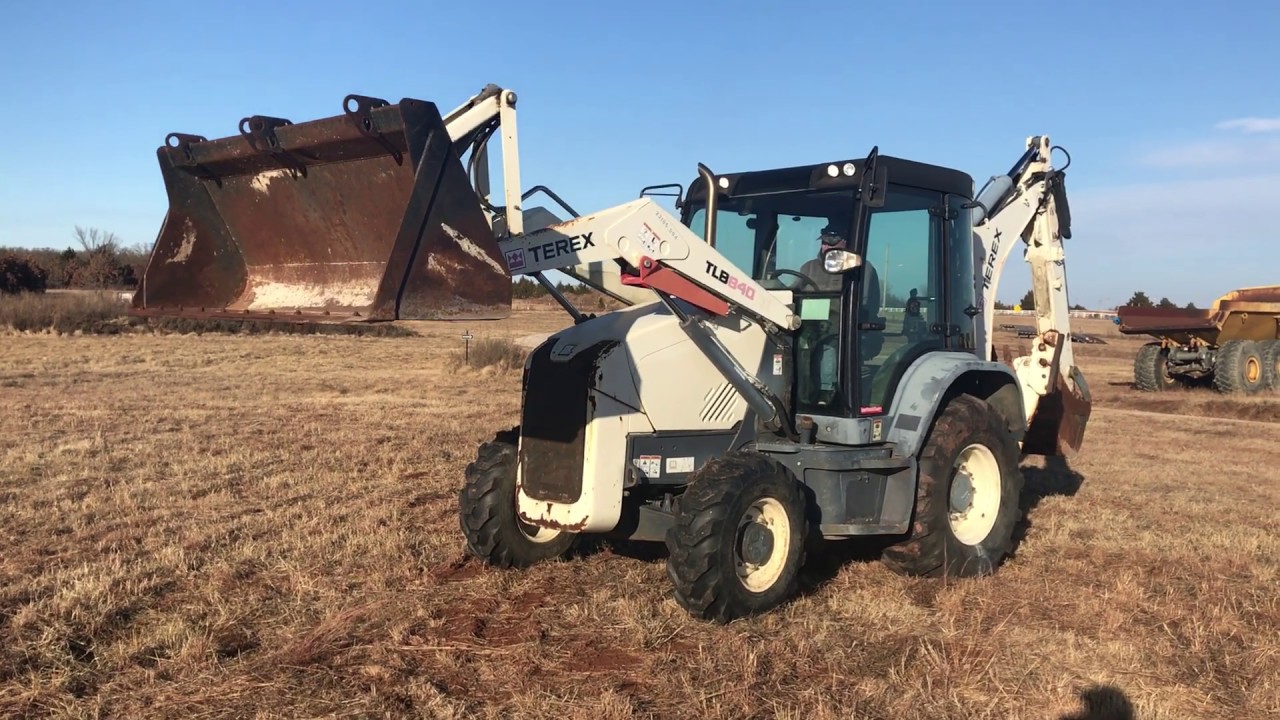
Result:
[130, 95, 511, 324]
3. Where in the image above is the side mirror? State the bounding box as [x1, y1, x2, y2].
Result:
[823, 249, 863, 274]
[860, 165, 888, 208]
[858, 145, 888, 209]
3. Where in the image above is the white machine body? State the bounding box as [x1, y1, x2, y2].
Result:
[513, 300, 771, 532]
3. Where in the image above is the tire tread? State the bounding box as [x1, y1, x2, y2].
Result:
[458, 426, 576, 568]
[1214, 340, 1263, 395]
[1134, 342, 1173, 392]
[881, 394, 1023, 578]
[665, 452, 807, 623]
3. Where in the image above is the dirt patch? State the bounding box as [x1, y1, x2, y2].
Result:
[515, 332, 552, 349]
[480, 610, 543, 648]
[558, 634, 643, 674]
[406, 490, 452, 508]
[1107, 391, 1280, 423]
[436, 599, 500, 644]
[429, 555, 485, 584]
[431, 589, 545, 649]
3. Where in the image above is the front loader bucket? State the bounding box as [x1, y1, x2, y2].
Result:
[130, 94, 510, 323]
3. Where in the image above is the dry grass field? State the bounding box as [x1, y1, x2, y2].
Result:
[0, 305, 1276, 718]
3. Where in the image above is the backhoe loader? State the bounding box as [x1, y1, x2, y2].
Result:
[133, 84, 1091, 622]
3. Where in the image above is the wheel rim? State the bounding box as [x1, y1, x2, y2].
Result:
[1157, 354, 1175, 387]
[948, 443, 1002, 546]
[734, 497, 791, 592]
[517, 517, 561, 543]
[1247, 356, 1261, 383]
[514, 495, 562, 543]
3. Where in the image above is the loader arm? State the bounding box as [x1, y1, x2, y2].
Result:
[497, 198, 801, 333]
[972, 135, 1090, 457]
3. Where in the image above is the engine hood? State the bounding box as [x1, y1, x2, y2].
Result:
[538, 300, 670, 364]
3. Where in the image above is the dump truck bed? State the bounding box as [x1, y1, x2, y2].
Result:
[130, 94, 511, 323]
[1118, 286, 1280, 345]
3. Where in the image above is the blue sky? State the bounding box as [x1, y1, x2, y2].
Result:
[2, 1, 1278, 309]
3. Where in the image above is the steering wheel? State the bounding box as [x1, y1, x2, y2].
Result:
[771, 269, 820, 291]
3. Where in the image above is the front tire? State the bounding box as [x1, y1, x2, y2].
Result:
[665, 452, 808, 623]
[459, 427, 577, 568]
[881, 394, 1023, 578]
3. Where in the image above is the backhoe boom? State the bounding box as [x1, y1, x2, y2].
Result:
[972, 135, 1090, 456]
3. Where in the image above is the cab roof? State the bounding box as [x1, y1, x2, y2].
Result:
[684, 154, 975, 202]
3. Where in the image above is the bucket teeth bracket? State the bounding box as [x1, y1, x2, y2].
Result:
[238, 115, 310, 177]
[165, 132, 224, 186]
[343, 94, 403, 165]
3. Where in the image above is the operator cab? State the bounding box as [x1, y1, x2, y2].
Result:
[677, 154, 979, 422]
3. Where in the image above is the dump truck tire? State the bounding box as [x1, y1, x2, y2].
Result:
[665, 451, 808, 623]
[1134, 342, 1178, 392]
[1212, 340, 1265, 395]
[881, 394, 1023, 578]
[1261, 340, 1280, 392]
[459, 427, 577, 568]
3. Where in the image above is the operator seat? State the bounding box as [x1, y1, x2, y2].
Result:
[794, 258, 886, 409]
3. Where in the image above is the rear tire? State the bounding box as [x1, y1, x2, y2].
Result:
[1260, 340, 1280, 392]
[1212, 340, 1265, 395]
[665, 451, 808, 623]
[459, 427, 577, 568]
[881, 394, 1023, 578]
[1134, 342, 1179, 392]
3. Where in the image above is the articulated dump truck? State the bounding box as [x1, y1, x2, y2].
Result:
[1118, 285, 1280, 394]
[129, 91, 517, 323]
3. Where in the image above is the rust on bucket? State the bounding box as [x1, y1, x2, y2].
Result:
[130, 95, 511, 323]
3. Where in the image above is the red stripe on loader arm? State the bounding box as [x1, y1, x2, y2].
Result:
[621, 257, 729, 316]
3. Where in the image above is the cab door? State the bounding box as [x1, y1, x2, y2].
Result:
[853, 184, 948, 414]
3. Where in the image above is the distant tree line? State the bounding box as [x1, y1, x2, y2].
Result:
[1, 226, 149, 294]
[1121, 290, 1197, 310]
[992, 289, 1199, 312]
[993, 291, 1079, 312]
[511, 276, 597, 299]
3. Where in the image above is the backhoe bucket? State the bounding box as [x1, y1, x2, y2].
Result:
[130, 94, 511, 323]
[1022, 365, 1092, 458]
